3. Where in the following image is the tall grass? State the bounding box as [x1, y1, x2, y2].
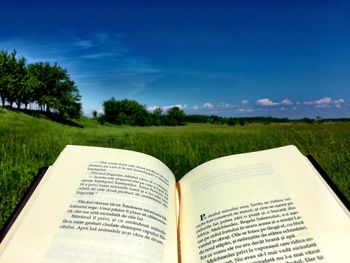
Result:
[0, 108, 349, 228]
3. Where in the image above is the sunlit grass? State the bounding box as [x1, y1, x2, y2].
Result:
[0, 108, 349, 228]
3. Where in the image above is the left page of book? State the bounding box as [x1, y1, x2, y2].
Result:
[0, 145, 178, 263]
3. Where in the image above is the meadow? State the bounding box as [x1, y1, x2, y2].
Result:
[0, 108, 349, 228]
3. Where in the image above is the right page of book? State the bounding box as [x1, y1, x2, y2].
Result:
[178, 145, 350, 263]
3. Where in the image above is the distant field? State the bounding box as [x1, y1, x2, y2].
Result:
[0, 108, 349, 229]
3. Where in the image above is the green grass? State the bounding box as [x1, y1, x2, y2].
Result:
[0, 108, 349, 228]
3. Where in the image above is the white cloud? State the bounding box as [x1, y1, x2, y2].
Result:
[281, 98, 293, 105]
[203, 102, 214, 109]
[334, 99, 345, 108]
[148, 98, 347, 116]
[334, 99, 345, 104]
[304, 97, 345, 108]
[256, 98, 278, 106]
[315, 97, 332, 105]
[81, 52, 115, 59]
[237, 108, 253, 113]
[147, 104, 187, 112]
[304, 97, 330, 105]
[146, 105, 159, 112]
[217, 102, 231, 108]
[161, 104, 187, 111]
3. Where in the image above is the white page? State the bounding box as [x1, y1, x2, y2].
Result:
[0, 146, 178, 263]
[179, 145, 350, 263]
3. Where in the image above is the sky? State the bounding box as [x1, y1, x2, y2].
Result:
[1, 0, 349, 118]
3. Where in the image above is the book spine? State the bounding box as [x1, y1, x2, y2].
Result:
[307, 155, 350, 212]
[0, 167, 48, 243]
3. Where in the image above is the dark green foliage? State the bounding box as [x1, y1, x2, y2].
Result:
[227, 117, 236, 126]
[102, 98, 186, 126]
[0, 50, 26, 107]
[103, 97, 150, 126]
[184, 115, 292, 125]
[302, 117, 315, 124]
[27, 62, 81, 119]
[150, 107, 163, 126]
[164, 107, 186, 126]
[185, 114, 210, 123]
[0, 49, 81, 120]
[97, 114, 106, 125]
[209, 115, 225, 124]
[238, 119, 245, 126]
[10, 52, 26, 109]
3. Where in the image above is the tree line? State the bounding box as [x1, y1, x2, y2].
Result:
[0, 50, 81, 119]
[95, 97, 304, 126]
[95, 97, 186, 126]
[97, 97, 339, 126]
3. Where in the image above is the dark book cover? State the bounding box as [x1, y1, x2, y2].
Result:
[307, 155, 350, 212]
[0, 167, 48, 243]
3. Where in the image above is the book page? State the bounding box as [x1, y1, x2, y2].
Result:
[0, 146, 178, 263]
[179, 145, 350, 263]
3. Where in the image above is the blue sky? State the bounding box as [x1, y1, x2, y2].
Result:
[1, 0, 349, 118]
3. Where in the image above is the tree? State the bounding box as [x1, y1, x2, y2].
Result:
[26, 63, 45, 110]
[27, 62, 81, 119]
[27, 62, 59, 112]
[0, 50, 13, 106]
[238, 118, 245, 126]
[302, 117, 315, 124]
[0, 50, 26, 107]
[52, 78, 82, 119]
[103, 97, 120, 124]
[0, 50, 9, 106]
[227, 117, 236, 126]
[21, 73, 41, 109]
[151, 107, 163, 126]
[12, 55, 27, 109]
[164, 106, 186, 126]
[0, 49, 81, 119]
[103, 98, 150, 125]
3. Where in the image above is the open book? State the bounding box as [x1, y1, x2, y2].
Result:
[0, 145, 349, 263]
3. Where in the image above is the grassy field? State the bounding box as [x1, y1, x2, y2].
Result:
[0, 108, 349, 228]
